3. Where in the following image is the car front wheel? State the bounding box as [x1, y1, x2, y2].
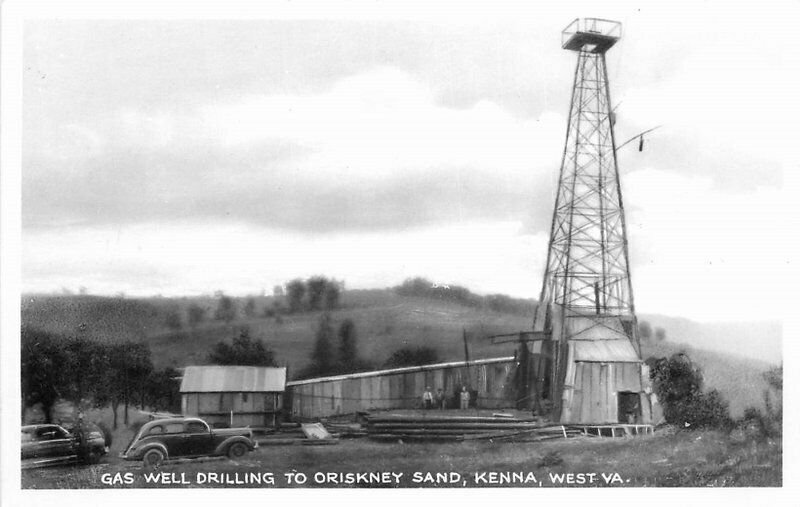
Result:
[142, 448, 165, 468]
[227, 442, 248, 459]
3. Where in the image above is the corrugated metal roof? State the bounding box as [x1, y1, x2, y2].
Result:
[572, 340, 641, 362]
[286, 356, 516, 387]
[180, 366, 286, 393]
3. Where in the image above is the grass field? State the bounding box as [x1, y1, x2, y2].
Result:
[21, 428, 781, 489]
[21, 289, 779, 417]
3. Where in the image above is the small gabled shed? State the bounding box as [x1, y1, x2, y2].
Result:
[180, 365, 286, 428]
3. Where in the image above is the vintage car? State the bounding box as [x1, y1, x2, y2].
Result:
[21, 423, 108, 468]
[121, 417, 258, 467]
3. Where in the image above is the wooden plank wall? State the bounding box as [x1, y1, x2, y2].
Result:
[563, 362, 648, 424]
[289, 361, 516, 419]
[182, 392, 283, 427]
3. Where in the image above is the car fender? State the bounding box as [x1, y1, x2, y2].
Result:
[133, 442, 169, 460]
[214, 436, 254, 455]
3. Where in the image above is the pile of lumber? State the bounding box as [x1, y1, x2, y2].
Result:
[364, 414, 582, 442]
[255, 423, 340, 446]
[323, 422, 368, 438]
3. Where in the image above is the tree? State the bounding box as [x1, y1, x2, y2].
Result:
[324, 280, 342, 310]
[337, 319, 360, 373]
[383, 346, 440, 369]
[654, 327, 667, 342]
[638, 321, 653, 342]
[647, 352, 731, 429]
[207, 327, 277, 367]
[214, 295, 237, 323]
[145, 367, 181, 414]
[243, 297, 257, 318]
[188, 304, 206, 328]
[104, 344, 126, 429]
[21, 327, 69, 423]
[298, 313, 336, 378]
[123, 342, 153, 425]
[101, 341, 153, 429]
[61, 336, 109, 411]
[165, 309, 183, 330]
[762, 365, 783, 435]
[395, 277, 433, 297]
[307, 276, 328, 311]
[286, 279, 306, 313]
[265, 300, 285, 319]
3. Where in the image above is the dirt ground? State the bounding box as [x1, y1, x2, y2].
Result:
[21, 428, 781, 489]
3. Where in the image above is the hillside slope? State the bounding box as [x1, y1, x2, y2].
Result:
[21, 289, 778, 417]
[641, 313, 782, 365]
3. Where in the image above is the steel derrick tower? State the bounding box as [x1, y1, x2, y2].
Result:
[491, 19, 657, 425]
[534, 18, 639, 353]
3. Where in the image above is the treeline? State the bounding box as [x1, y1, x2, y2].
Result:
[283, 276, 342, 314]
[163, 276, 343, 330]
[22, 324, 282, 427]
[21, 326, 179, 428]
[394, 277, 534, 316]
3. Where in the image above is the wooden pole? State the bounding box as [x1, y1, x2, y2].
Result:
[462, 328, 470, 364]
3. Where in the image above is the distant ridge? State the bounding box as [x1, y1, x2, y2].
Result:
[21, 286, 781, 417]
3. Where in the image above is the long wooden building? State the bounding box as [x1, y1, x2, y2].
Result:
[286, 357, 516, 419]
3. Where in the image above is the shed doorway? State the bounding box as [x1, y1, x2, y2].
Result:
[617, 391, 640, 423]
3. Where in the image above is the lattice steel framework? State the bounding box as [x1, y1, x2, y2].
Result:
[534, 19, 636, 336]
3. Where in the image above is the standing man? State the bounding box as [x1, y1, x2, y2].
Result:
[459, 386, 471, 410]
[74, 411, 87, 463]
[435, 388, 445, 410]
[422, 386, 434, 410]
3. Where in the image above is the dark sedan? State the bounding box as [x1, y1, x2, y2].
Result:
[21, 423, 107, 468]
[121, 417, 257, 467]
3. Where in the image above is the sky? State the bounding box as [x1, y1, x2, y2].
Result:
[17, 1, 798, 322]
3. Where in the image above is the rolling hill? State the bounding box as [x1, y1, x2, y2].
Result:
[21, 288, 780, 417]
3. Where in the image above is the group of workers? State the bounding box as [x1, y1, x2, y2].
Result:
[421, 386, 472, 410]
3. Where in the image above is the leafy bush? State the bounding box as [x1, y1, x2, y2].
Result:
[647, 352, 732, 430]
[738, 365, 782, 439]
[207, 327, 277, 367]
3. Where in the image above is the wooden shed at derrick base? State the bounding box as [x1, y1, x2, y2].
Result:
[180, 366, 286, 428]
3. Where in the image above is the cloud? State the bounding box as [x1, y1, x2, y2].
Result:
[24, 66, 564, 232]
[22, 219, 547, 299]
[19, 15, 794, 322]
